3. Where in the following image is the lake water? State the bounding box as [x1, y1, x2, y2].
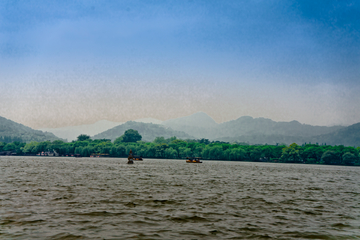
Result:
[1, 157, 359, 239]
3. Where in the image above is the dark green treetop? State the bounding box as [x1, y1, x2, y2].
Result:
[117, 129, 142, 143]
[77, 134, 91, 141]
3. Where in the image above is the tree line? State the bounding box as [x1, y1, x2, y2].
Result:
[0, 129, 359, 166]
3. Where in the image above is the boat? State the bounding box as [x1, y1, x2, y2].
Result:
[186, 157, 202, 163]
[133, 155, 143, 161]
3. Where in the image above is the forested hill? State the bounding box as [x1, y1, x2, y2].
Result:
[0, 116, 61, 143]
[93, 121, 194, 142]
[309, 122, 360, 147]
[217, 117, 344, 138]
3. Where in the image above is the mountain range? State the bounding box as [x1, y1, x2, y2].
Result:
[1, 112, 359, 146]
[93, 121, 192, 142]
[162, 112, 344, 140]
[39, 118, 162, 141]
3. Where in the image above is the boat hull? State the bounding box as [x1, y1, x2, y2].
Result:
[186, 160, 202, 163]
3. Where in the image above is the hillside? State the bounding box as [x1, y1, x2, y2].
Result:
[93, 121, 194, 142]
[0, 116, 61, 143]
[217, 122, 360, 146]
[216, 116, 344, 139]
[310, 122, 360, 146]
[161, 112, 344, 142]
[216, 134, 307, 145]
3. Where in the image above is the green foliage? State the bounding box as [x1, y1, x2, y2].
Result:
[113, 136, 124, 145]
[153, 137, 167, 144]
[77, 134, 91, 141]
[0, 142, 6, 151]
[120, 129, 142, 143]
[250, 147, 262, 161]
[4, 143, 16, 151]
[1, 133, 359, 166]
[229, 148, 246, 161]
[321, 150, 340, 165]
[342, 152, 359, 166]
[0, 116, 61, 143]
[21, 141, 38, 154]
[280, 143, 303, 163]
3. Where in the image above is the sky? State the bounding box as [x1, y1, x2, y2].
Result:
[0, 0, 359, 129]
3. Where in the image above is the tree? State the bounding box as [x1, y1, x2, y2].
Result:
[321, 150, 340, 165]
[209, 145, 223, 160]
[342, 152, 358, 166]
[113, 136, 124, 145]
[50, 140, 65, 155]
[155, 143, 168, 158]
[121, 129, 142, 143]
[178, 147, 192, 158]
[22, 141, 38, 154]
[165, 147, 177, 158]
[198, 138, 210, 145]
[303, 146, 324, 164]
[228, 148, 245, 161]
[280, 143, 303, 163]
[77, 134, 91, 141]
[116, 145, 127, 157]
[4, 143, 16, 151]
[153, 137, 166, 144]
[0, 142, 6, 151]
[250, 147, 262, 161]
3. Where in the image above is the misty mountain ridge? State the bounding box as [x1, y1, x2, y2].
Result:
[40, 120, 123, 141]
[0, 116, 60, 143]
[2, 112, 357, 146]
[40, 118, 163, 141]
[160, 113, 344, 140]
[309, 122, 360, 147]
[160, 112, 217, 139]
[90, 112, 353, 146]
[216, 116, 344, 139]
[93, 121, 193, 142]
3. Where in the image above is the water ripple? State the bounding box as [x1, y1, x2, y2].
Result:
[1, 156, 359, 239]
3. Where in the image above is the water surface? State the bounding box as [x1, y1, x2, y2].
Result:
[1, 157, 359, 239]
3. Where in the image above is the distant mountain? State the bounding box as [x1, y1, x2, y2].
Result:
[309, 122, 360, 146]
[215, 116, 344, 139]
[40, 118, 163, 141]
[216, 134, 308, 145]
[93, 121, 194, 142]
[0, 116, 60, 143]
[162, 112, 218, 139]
[40, 120, 123, 141]
[160, 113, 344, 142]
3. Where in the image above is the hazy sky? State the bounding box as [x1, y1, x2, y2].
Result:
[1, 0, 359, 128]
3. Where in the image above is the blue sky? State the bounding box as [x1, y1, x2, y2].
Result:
[0, 0, 359, 128]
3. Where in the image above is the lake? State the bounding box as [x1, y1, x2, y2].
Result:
[1, 157, 359, 239]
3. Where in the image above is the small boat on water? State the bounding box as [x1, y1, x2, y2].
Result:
[186, 157, 202, 163]
[133, 155, 143, 161]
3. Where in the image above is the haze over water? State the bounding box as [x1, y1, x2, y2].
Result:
[1, 157, 359, 239]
